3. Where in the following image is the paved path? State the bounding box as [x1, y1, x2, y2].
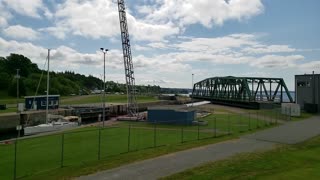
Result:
[78, 115, 320, 180]
[244, 115, 320, 144]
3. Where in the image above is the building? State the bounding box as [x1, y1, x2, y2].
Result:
[147, 105, 195, 125]
[295, 73, 320, 113]
[25, 95, 60, 110]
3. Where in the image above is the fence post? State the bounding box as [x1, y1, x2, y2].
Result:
[181, 126, 184, 143]
[61, 133, 65, 168]
[153, 122, 156, 147]
[238, 114, 241, 133]
[228, 114, 231, 135]
[256, 111, 259, 128]
[98, 128, 101, 160]
[264, 112, 267, 127]
[127, 125, 131, 152]
[197, 122, 200, 140]
[276, 108, 278, 124]
[214, 117, 217, 137]
[13, 138, 17, 179]
[248, 113, 251, 130]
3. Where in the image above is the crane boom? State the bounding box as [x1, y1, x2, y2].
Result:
[117, 0, 138, 116]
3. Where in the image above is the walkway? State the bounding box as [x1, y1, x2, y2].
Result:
[78, 115, 320, 180]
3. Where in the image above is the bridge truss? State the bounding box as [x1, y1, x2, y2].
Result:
[191, 76, 293, 108]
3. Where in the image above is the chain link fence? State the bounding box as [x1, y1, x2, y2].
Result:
[0, 109, 289, 179]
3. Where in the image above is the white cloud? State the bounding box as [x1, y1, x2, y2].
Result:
[0, 17, 8, 27]
[242, 45, 296, 54]
[2, 0, 45, 18]
[3, 25, 40, 40]
[299, 61, 320, 73]
[47, 0, 179, 41]
[143, 0, 264, 27]
[173, 34, 257, 52]
[250, 55, 304, 68]
[39, 26, 69, 39]
[0, 2, 12, 27]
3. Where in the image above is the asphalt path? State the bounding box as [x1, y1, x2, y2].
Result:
[78, 115, 320, 180]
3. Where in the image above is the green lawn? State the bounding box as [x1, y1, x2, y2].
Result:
[0, 107, 17, 114]
[60, 94, 159, 105]
[0, 113, 276, 180]
[0, 94, 158, 106]
[164, 136, 320, 180]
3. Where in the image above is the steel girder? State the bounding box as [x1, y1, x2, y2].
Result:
[191, 76, 293, 103]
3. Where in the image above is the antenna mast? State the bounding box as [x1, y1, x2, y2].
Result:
[117, 0, 138, 116]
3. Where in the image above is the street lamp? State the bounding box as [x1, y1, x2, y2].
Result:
[15, 69, 20, 111]
[100, 48, 109, 127]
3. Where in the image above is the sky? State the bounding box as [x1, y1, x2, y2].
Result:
[0, 0, 319, 90]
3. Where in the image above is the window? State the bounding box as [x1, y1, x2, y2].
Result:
[41, 101, 46, 106]
[297, 81, 310, 87]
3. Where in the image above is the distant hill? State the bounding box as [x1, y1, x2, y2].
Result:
[0, 54, 160, 97]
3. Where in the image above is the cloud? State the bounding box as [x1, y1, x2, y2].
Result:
[0, 37, 127, 72]
[0, 2, 12, 27]
[250, 55, 304, 68]
[242, 45, 296, 54]
[46, 0, 179, 41]
[3, 25, 40, 40]
[173, 34, 257, 52]
[2, 0, 45, 18]
[0, 17, 8, 27]
[299, 61, 320, 73]
[143, 0, 264, 27]
[39, 26, 69, 39]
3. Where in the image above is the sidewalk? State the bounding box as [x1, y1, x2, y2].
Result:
[78, 115, 320, 180]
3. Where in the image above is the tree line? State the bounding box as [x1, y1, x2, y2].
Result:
[0, 54, 160, 97]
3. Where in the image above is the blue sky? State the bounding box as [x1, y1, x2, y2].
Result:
[0, 0, 319, 90]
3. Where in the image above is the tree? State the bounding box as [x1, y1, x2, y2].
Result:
[0, 72, 11, 90]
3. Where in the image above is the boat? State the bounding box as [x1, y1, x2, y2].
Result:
[24, 49, 79, 136]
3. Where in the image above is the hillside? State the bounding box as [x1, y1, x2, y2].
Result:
[0, 54, 160, 97]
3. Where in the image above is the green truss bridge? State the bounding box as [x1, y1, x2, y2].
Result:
[191, 76, 293, 109]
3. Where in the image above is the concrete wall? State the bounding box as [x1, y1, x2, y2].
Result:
[0, 114, 20, 132]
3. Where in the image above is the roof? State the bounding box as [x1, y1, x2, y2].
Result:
[148, 105, 195, 112]
[295, 74, 320, 77]
[24, 95, 60, 99]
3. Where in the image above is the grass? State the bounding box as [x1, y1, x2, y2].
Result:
[0, 107, 17, 114]
[0, 94, 158, 106]
[163, 136, 320, 180]
[0, 113, 277, 180]
[60, 94, 159, 105]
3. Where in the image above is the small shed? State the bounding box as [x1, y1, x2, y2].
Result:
[25, 95, 60, 110]
[295, 73, 320, 113]
[147, 105, 195, 125]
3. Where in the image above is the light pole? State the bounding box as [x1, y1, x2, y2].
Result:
[100, 48, 109, 127]
[16, 69, 20, 111]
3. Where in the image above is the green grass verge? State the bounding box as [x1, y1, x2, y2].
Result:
[0, 107, 17, 114]
[60, 94, 159, 105]
[0, 113, 277, 180]
[163, 136, 320, 180]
